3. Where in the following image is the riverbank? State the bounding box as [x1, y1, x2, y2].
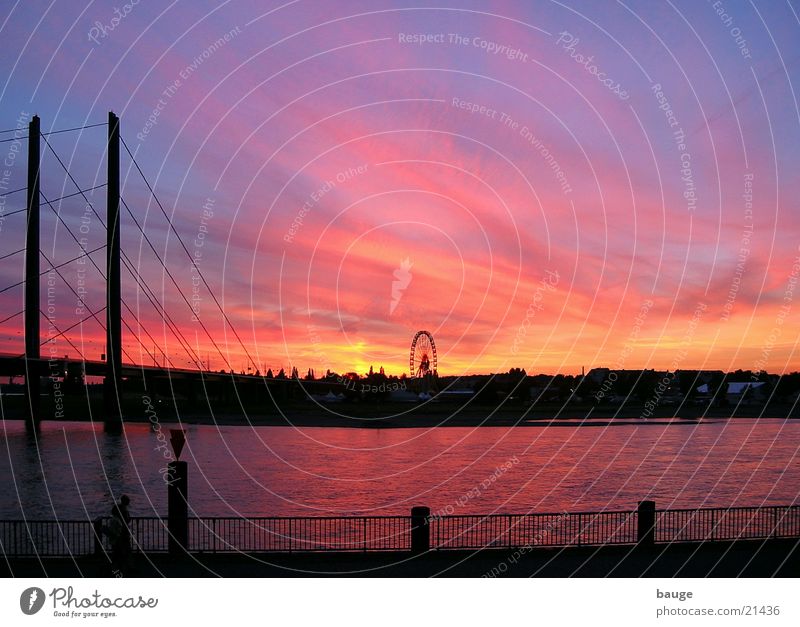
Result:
[134, 411, 719, 428]
[3, 539, 798, 577]
[3, 394, 798, 428]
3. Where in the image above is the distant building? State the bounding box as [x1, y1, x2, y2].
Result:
[695, 383, 713, 405]
[587, 368, 610, 384]
[726, 381, 767, 405]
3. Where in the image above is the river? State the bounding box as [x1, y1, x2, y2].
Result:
[1, 418, 798, 519]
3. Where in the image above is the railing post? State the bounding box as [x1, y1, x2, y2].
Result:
[167, 460, 188, 555]
[711, 508, 717, 541]
[410, 506, 430, 553]
[637, 500, 656, 547]
[772, 507, 778, 539]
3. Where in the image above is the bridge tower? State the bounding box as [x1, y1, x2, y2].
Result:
[104, 111, 122, 431]
[20, 113, 124, 431]
[24, 115, 40, 432]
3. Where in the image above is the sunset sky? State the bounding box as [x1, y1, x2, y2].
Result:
[1, 1, 799, 376]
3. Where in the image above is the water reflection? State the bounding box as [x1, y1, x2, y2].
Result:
[1, 419, 798, 519]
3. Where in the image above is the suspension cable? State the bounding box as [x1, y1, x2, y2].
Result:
[39, 189, 179, 369]
[32, 156, 194, 370]
[38, 307, 106, 352]
[40, 133, 107, 229]
[119, 195, 233, 371]
[0, 310, 23, 325]
[18, 134, 236, 372]
[0, 121, 107, 143]
[37, 310, 87, 361]
[39, 249, 137, 365]
[0, 248, 24, 261]
[121, 137, 258, 371]
[0, 185, 107, 223]
[39, 136, 219, 371]
[0, 207, 26, 219]
[38, 139, 196, 370]
[40, 122, 107, 136]
[41, 184, 107, 206]
[0, 245, 105, 296]
[119, 253, 197, 370]
[0, 186, 26, 198]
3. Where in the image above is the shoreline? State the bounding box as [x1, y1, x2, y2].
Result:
[3, 403, 796, 429]
[3, 392, 798, 428]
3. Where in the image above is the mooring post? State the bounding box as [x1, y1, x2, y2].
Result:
[167, 460, 189, 555]
[167, 430, 188, 555]
[637, 500, 656, 547]
[104, 111, 122, 431]
[410, 506, 431, 553]
[24, 115, 40, 432]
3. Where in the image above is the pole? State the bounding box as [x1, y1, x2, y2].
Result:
[410, 506, 431, 553]
[105, 111, 122, 430]
[637, 500, 656, 547]
[24, 115, 40, 432]
[167, 461, 188, 555]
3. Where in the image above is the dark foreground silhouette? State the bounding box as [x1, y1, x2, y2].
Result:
[3, 539, 798, 577]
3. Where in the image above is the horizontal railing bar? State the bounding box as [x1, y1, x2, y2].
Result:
[189, 516, 409, 521]
[4, 505, 797, 525]
[429, 510, 634, 519]
[655, 505, 796, 511]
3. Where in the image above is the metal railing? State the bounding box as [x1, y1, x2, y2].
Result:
[186, 516, 410, 553]
[2, 504, 798, 557]
[430, 510, 636, 549]
[0, 519, 95, 557]
[655, 505, 800, 543]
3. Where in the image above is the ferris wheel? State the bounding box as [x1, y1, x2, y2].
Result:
[410, 330, 437, 377]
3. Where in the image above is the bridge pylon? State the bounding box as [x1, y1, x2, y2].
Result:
[104, 111, 122, 431]
[24, 115, 40, 432]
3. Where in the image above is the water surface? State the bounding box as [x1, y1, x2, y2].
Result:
[1, 418, 798, 519]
